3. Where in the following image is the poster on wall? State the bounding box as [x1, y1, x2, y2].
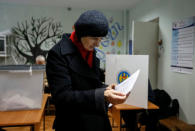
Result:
[171, 16, 195, 74]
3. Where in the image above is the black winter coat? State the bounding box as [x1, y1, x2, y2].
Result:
[46, 34, 112, 131]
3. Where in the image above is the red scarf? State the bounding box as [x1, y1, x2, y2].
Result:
[70, 31, 93, 68]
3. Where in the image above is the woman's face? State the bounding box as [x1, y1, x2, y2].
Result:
[81, 37, 102, 51]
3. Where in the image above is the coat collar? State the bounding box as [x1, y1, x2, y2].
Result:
[60, 33, 77, 55]
[69, 53, 99, 80]
[60, 33, 100, 80]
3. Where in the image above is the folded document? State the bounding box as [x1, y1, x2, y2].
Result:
[109, 69, 140, 107]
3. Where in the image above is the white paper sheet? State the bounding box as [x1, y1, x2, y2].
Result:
[109, 69, 140, 107]
[115, 69, 140, 95]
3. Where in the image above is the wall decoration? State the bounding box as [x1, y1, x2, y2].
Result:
[96, 19, 124, 69]
[100, 38, 110, 47]
[117, 40, 122, 47]
[10, 17, 63, 64]
[111, 48, 116, 54]
[107, 22, 124, 41]
[115, 22, 124, 31]
[109, 16, 114, 24]
[111, 41, 115, 46]
[109, 25, 119, 40]
[82, 15, 124, 69]
[95, 48, 106, 62]
[99, 45, 103, 50]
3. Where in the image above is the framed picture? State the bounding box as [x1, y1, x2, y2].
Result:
[0, 35, 6, 57]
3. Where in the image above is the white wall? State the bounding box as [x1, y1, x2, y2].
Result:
[129, 0, 195, 124]
[0, 4, 82, 32]
[0, 3, 127, 67]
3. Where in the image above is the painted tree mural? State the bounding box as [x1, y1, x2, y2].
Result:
[11, 17, 63, 64]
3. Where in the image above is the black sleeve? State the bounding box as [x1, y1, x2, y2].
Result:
[46, 48, 107, 113]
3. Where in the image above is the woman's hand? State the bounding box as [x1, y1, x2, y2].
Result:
[106, 83, 116, 90]
[104, 84, 128, 105]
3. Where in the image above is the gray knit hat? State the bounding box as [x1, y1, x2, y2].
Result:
[74, 10, 109, 40]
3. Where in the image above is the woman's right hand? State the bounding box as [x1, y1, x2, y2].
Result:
[104, 84, 128, 105]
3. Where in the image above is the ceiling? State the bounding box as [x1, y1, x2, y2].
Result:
[0, 0, 143, 10]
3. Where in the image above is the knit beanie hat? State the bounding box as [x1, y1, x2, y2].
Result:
[74, 10, 109, 40]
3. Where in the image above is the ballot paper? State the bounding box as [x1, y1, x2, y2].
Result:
[109, 69, 140, 107]
[115, 69, 140, 95]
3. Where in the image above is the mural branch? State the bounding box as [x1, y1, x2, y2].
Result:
[11, 17, 63, 64]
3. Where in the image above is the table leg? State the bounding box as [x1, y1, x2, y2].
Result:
[120, 110, 122, 131]
[31, 126, 34, 131]
[34, 123, 41, 131]
[43, 111, 45, 131]
[110, 107, 121, 131]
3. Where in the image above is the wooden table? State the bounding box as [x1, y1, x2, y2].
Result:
[110, 101, 159, 131]
[0, 94, 49, 131]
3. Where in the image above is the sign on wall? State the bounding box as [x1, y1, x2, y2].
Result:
[171, 16, 195, 74]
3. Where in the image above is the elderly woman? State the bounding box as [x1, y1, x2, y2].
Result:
[46, 10, 128, 131]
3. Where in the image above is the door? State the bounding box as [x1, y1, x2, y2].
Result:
[132, 21, 158, 89]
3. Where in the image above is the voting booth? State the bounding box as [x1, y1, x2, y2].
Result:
[105, 55, 149, 108]
[0, 65, 45, 111]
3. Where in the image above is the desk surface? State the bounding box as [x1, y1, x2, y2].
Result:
[0, 94, 48, 126]
[113, 101, 159, 110]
